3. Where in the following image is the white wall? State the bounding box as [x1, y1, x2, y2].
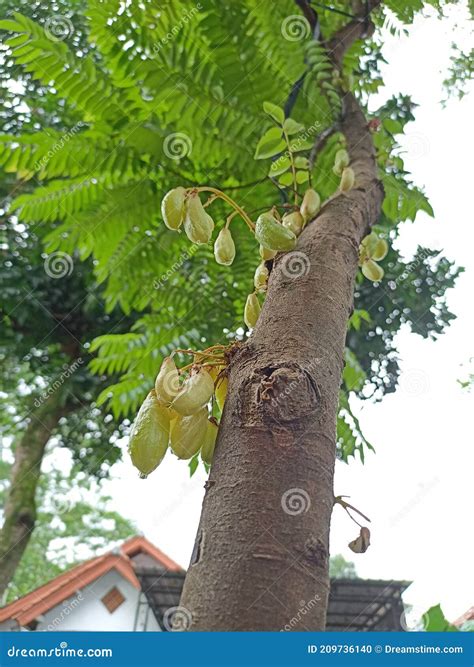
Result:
[31, 570, 161, 632]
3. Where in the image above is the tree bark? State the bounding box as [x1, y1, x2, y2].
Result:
[180, 91, 383, 630]
[0, 397, 65, 599]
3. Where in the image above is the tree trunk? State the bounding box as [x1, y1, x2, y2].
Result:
[180, 93, 383, 630]
[0, 397, 64, 599]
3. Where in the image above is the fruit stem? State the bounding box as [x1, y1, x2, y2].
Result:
[196, 187, 255, 232]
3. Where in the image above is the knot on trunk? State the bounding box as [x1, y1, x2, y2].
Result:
[238, 363, 320, 425]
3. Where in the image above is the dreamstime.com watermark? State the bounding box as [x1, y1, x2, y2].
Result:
[34, 123, 85, 171]
[34, 358, 84, 408]
[152, 4, 202, 56]
[46, 593, 84, 631]
[7, 642, 112, 659]
[270, 122, 321, 176]
[281, 595, 322, 630]
[153, 245, 199, 289]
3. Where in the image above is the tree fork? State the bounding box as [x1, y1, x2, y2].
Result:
[180, 91, 383, 630]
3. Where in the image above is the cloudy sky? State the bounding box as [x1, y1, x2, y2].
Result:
[49, 4, 473, 626]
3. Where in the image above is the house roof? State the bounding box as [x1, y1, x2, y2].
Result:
[0, 536, 183, 627]
[453, 606, 474, 627]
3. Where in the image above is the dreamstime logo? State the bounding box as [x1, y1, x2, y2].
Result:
[400, 369, 430, 397]
[163, 606, 192, 631]
[34, 358, 84, 408]
[152, 3, 202, 55]
[404, 131, 430, 160]
[50, 494, 74, 516]
[44, 15, 74, 41]
[163, 132, 192, 160]
[281, 15, 311, 42]
[46, 593, 84, 631]
[281, 488, 311, 516]
[400, 606, 429, 632]
[281, 251, 311, 280]
[153, 245, 199, 289]
[34, 123, 85, 171]
[44, 251, 74, 279]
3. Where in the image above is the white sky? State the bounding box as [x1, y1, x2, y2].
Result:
[52, 5, 474, 626]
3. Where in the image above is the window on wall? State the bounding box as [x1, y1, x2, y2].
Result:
[101, 587, 125, 613]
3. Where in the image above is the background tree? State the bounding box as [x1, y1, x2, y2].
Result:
[0, 0, 468, 628]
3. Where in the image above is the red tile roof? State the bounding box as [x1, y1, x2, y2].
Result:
[453, 606, 474, 627]
[0, 536, 183, 627]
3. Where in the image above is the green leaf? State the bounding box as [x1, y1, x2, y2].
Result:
[423, 604, 459, 632]
[283, 118, 305, 135]
[263, 101, 284, 124]
[295, 170, 309, 184]
[0, 19, 23, 31]
[278, 172, 293, 186]
[268, 155, 291, 177]
[189, 453, 199, 477]
[294, 156, 309, 169]
[254, 127, 285, 159]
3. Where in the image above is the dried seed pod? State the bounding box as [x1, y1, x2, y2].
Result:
[254, 262, 269, 291]
[282, 211, 304, 236]
[214, 227, 236, 266]
[170, 408, 208, 460]
[215, 375, 228, 412]
[154, 357, 180, 406]
[171, 368, 214, 416]
[161, 187, 186, 231]
[300, 189, 321, 223]
[371, 238, 389, 261]
[201, 419, 219, 465]
[259, 245, 277, 261]
[244, 292, 261, 328]
[255, 212, 296, 252]
[362, 259, 384, 282]
[335, 149, 349, 170]
[128, 390, 170, 477]
[340, 167, 355, 192]
[184, 193, 214, 244]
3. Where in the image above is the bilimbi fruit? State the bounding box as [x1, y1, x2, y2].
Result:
[244, 292, 261, 328]
[171, 368, 214, 415]
[255, 212, 296, 252]
[300, 188, 321, 223]
[161, 187, 186, 231]
[259, 245, 277, 261]
[254, 262, 269, 291]
[128, 390, 170, 477]
[371, 238, 388, 261]
[170, 408, 208, 460]
[214, 227, 236, 266]
[361, 258, 384, 282]
[340, 167, 355, 192]
[282, 211, 304, 236]
[215, 376, 228, 412]
[184, 193, 214, 244]
[360, 232, 389, 262]
[333, 148, 350, 176]
[201, 419, 219, 465]
[154, 357, 180, 406]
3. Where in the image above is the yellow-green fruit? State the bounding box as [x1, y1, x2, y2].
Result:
[215, 376, 228, 412]
[214, 227, 235, 266]
[184, 194, 214, 244]
[201, 420, 219, 465]
[362, 259, 384, 282]
[340, 167, 355, 192]
[259, 245, 277, 261]
[128, 391, 170, 477]
[161, 187, 186, 231]
[300, 189, 321, 223]
[335, 149, 349, 170]
[254, 262, 269, 291]
[255, 213, 296, 252]
[244, 292, 261, 328]
[371, 238, 389, 261]
[282, 211, 304, 236]
[154, 357, 180, 406]
[170, 408, 208, 460]
[171, 368, 214, 416]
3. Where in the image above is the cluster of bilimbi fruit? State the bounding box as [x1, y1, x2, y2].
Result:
[128, 148, 388, 476]
[128, 355, 228, 477]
